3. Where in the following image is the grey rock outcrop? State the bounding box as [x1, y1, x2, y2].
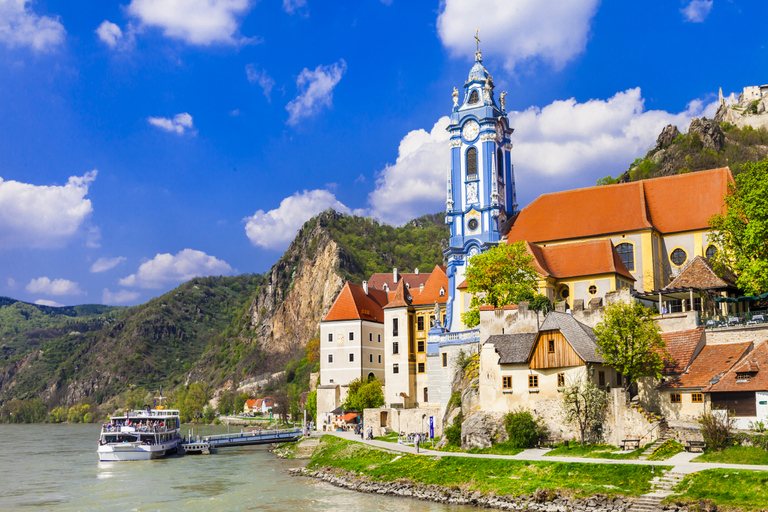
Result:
[689, 117, 725, 153]
[655, 124, 681, 150]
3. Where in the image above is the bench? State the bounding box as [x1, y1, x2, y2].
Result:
[685, 440, 706, 452]
[537, 437, 555, 449]
[621, 439, 640, 451]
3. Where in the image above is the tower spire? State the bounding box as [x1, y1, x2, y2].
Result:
[474, 29, 482, 62]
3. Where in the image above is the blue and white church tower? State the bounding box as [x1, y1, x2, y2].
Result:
[444, 44, 518, 331]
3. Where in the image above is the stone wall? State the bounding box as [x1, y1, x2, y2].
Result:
[605, 389, 659, 447]
[654, 312, 698, 332]
[704, 325, 768, 345]
[363, 406, 442, 439]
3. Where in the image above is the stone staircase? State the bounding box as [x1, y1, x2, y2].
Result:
[638, 418, 670, 460]
[628, 471, 685, 512]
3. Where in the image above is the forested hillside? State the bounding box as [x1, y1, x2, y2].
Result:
[0, 209, 449, 421]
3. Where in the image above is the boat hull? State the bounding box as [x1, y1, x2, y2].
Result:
[97, 441, 180, 461]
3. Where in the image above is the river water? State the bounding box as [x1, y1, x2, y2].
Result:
[0, 423, 475, 512]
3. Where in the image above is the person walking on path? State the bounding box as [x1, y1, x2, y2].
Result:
[415, 433, 420, 453]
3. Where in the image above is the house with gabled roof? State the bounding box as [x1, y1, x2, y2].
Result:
[705, 341, 768, 428]
[479, 311, 619, 415]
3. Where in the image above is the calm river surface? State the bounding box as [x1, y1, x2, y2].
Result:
[0, 423, 476, 512]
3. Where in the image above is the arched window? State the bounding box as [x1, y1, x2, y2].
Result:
[466, 147, 478, 179]
[497, 148, 504, 179]
[367, 372, 376, 381]
[671, 248, 688, 266]
[706, 245, 717, 259]
[468, 90, 479, 104]
[616, 242, 635, 271]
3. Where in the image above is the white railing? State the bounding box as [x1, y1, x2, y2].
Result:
[432, 328, 480, 343]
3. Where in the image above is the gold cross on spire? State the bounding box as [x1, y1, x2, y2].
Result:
[475, 29, 481, 51]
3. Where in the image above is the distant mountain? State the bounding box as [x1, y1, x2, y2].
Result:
[0, 210, 449, 412]
[597, 117, 768, 185]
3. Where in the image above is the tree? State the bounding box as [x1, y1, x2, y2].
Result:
[305, 336, 320, 365]
[124, 386, 148, 410]
[592, 301, 666, 392]
[233, 392, 250, 415]
[306, 389, 317, 422]
[461, 242, 539, 327]
[185, 382, 211, 421]
[709, 159, 768, 295]
[341, 377, 385, 411]
[561, 375, 608, 447]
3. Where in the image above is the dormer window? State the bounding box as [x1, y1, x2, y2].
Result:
[419, 283, 424, 292]
[468, 90, 479, 104]
[439, 287, 445, 297]
[383, 284, 389, 291]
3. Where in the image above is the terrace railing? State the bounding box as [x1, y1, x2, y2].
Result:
[699, 309, 768, 329]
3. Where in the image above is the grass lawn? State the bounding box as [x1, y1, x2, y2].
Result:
[373, 434, 523, 455]
[544, 443, 644, 460]
[647, 440, 685, 461]
[467, 441, 524, 455]
[309, 435, 665, 498]
[668, 469, 768, 511]
[693, 445, 768, 465]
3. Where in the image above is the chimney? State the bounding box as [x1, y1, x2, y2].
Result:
[393, 268, 398, 283]
[362, 280, 368, 295]
[415, 268, 419, 275]
[419, 283, 424, 293]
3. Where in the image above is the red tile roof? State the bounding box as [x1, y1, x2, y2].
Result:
[323, 282, 389, 322]
[706, 342, 768, 393]
[659, 342, 752, 389]
[660, 327, 705, 373]
[411, 265, 449, 305]
[526, 240, 635, 280]
[368, 271, 430, 292]
[506, 168, 732, 244]
[457, 279, 468, 290]
[665, 256, 737, 290]
[383, 279, 412, 309]
[245, 399, 257, 408]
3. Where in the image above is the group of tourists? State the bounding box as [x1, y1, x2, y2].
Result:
[102, 419, 166, 432]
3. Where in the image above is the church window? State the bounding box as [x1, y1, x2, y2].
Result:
[670, 248, 688, 266]
[349, 332, 354, 341]
[393, 341, 399, 354]
[378, 334, 381, 343]
[560, 287, 570, 299]
[393, 363, 399, 374]
[417, 316, 424, 331]
[466, 147, 478, 179]
[706, 245, 717, 259]
[328, 354, 333, 363]
[497, 148, 504, 179]
[378, 355, 381, 363]
[468, 90, 479, 104]
[588, 285, 597, 295]
[328, 333, 333, 342]
[616, 243, 635, 271]
[369, 354, 373, 363]
[393, 318, 399, 337]
[468, 218, 478, 231]
[369, 332, 372, 341]
[442, 353, 447, 367]
[418, 340, 425, 352]
[349, 353, 354, 362]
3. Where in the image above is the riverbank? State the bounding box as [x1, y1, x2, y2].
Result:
[286, 435, 768, 511]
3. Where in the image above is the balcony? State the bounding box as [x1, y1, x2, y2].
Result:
[699, 309, 768, 329]
[428, 328, 481, 347]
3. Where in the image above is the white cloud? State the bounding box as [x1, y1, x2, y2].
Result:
[368, 117, 451, 226]
[127, 0, 254, 45]
[102, 288, 140, 305]
[0, 171, 96, 249]
[366, 89, 718, 225]
[286, 60, 346, 126]
[7, 278, 16, 289]
[0, 0, 66, 51]
[90, 256, 126, 273]
[246, 63, 275, 102]
[148, 113, 195, 135]
[34, 299, 63, 307]
[437, 0, 600, 72]
[508, 88, 716, 178]
[282, 0, 307, 16]
[26, 277, 83, 296]
[682, 0, 713, 23]
[95, 20, 122, 47]
[119, 248, 233, 289]
[244, 189, 352, 250]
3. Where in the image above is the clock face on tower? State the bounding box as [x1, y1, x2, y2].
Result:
[462, 120, 479, 141]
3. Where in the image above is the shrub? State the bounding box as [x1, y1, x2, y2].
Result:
[448, 391, 462, 411]
[749, 420, 766, 433]
[504, 408, 545, 448]
[445, 412, 463, 446]
[699, 409, 734, 450]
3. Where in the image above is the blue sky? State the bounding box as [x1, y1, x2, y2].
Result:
[0, 0, 765, 306]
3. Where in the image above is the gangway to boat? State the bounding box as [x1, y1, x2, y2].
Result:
[201, 427, 303, 448]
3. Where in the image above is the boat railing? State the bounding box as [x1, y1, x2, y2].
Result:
[101, 425, 176, 434]
[203, 427, 302, 441]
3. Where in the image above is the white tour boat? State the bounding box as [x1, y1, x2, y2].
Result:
[97, 405, 182, 461]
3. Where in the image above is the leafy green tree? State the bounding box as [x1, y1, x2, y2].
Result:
[341, 377, 385, 411]
[592, 301, 666, 392]
[306, 389, 317, 422]
[708, 159, 768, 295]
[125, 386, 148, 410]
[561, 375, 608, 447]
[461, 242, 538, 327]
[49, 406, 67, 423]
[185, 382, 211, 420]
[233, 392, 250, 415]
[203, 405, 216, 423]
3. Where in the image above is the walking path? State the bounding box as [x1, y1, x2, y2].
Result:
[325, 431, 768, 474]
